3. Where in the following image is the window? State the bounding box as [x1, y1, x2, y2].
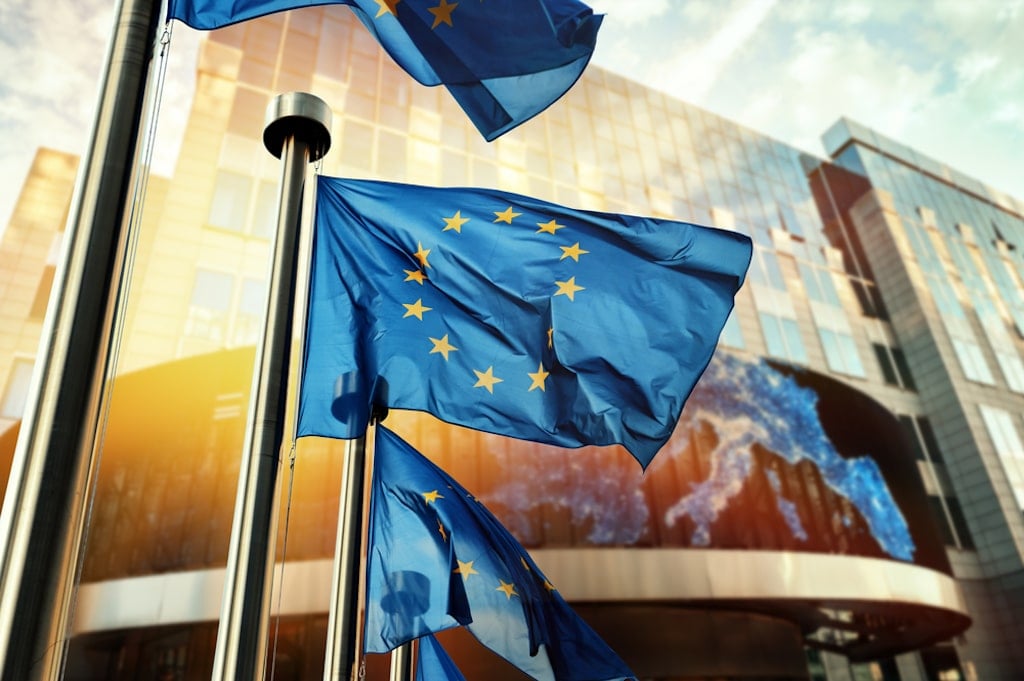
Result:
[208, 171, 251, 231]
[952, 339, 995, 385]
[799, 263, 840, 306]
[819, 329, 864, 377]
[891, 348, 916, 389]
[898, 415, 927, 461]
[760, 312, 807, 364]
[927, 496, 956, 546]
[718, 312, 744, 349]
[1, 358, 35, 419]
[916, 417, 944, 463]
[232, 278, 267, 346]
[748, 249, 785, 290]
[872, 344, 915, 389]
[945, 497, 975, 550]
[185, 270, 234, 343]
[979, 404, 1024, 510]
[874, 344, 899, 385]
[208, 170, 278, 239]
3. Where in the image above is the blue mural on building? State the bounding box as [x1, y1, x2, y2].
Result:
[483, 351, 917, 562]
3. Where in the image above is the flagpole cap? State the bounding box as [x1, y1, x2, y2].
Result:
[263, 92, 332, 162]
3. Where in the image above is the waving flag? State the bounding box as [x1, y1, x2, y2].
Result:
[299, 177, 751, 467]
[365, 425, 635, 680]
[166, 0, 602, 140]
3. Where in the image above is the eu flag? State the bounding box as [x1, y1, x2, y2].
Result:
[166, 0, 601, 140]
[299, 177, 751, 467]
[365, 425, 635, 681]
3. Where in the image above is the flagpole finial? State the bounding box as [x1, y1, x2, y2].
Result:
[263, 91, 332, 161]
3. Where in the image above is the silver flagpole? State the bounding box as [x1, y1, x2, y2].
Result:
[211, 92, 331, 681]
[0, 0, 161, 678]
[323, 435, 368, 681]
[388, 642, 414, 681]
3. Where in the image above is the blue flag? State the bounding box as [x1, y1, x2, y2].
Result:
[166, 0, 601, 140]
[365, 425, 635, 681]
[299, 177, 751, 467]
[416, 635, 466, 681]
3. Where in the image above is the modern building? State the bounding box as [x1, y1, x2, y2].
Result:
[2, 6, 1022, 680]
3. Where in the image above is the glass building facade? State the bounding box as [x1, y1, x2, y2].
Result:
[2, 6, 1021, 680]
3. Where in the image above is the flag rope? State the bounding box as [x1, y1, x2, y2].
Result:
[268, 440, 298, 681]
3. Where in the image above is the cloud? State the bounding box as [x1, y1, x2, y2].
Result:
[646, 0, 778, 101]
[589, 0, 671, 28]
[0, 0, 203, 233]
[0, 0, 113, 231]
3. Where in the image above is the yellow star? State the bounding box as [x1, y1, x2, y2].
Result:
[496, 580, 518, 599]
[422, 489, 443, 504]
[554, 276, 584, 301]
[404, 269, 427, 284]
[443, 210, 470, 233]
[527, 363, 549, 392]
[428, 0, 458, 28]
[454, 560, 478, 580]
[403, 299, 432, 320]
[414, 242, 431, 269]
[373, 0, 400, 17]
[473, 366, 503, 393]
[437, 519, 448, 542]
[559, 242, 589, 261]
[536, 219, 564, 235]
[429, 334, 458, 361]
[493, 206, 522, 224]
[543, 579, 556, 592]
[520, 556, 531, 571]
[547, 327, 553, 349]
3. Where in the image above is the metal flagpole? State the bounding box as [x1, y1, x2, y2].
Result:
[210, 92, 331, 681]
[0, 0, 162, 678]
[388, 642, 414, 681]
[323, 435, 368, 681]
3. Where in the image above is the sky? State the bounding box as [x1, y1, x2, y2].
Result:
[0, 0, 1022, 236]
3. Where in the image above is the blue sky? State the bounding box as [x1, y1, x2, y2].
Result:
[1, 0, 1022, 233]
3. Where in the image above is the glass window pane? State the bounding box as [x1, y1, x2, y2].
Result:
[892, 349, 916, 390]
[898, 415, 927, 461]
[781, 318, 807, 364]
[251, 181, 277, 239]
[719, 312, 744, 349]
[799, 263, 821, 301]
[917, 417, 944, 463]
[190, 270, 233, 310]
[820, 328, 843, 373]
[819, 271, 841, 306]
[874, 344, 899, 385]
[945, 497, 975, 550]
[233, 278, 267, 346]
[763, 251, 785, 290]
[208, 171, 252, 231]
[759, 312, 786, 359]
[837, 333, 865, 377]
[927, 496, 957, 547]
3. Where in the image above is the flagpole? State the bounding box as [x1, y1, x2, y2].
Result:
[211, 92, 331, 681]
[389, 641, 414, 681]
[323, 435, 368, 681]
[0, 0, 161, 678]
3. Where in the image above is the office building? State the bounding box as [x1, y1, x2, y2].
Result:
[3, 7, 1022, 679]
